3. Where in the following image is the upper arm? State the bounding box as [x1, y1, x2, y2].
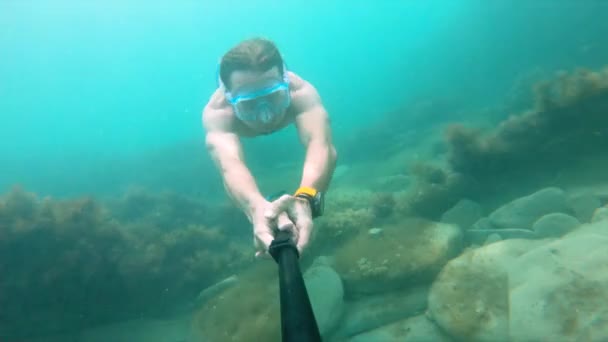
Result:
[293, 84, 333, 147]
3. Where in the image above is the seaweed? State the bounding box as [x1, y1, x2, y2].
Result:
[405, 65, 608, 218]
[0, 186, 252, 339]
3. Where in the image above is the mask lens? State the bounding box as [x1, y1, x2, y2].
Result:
[233, 85, 289, 121]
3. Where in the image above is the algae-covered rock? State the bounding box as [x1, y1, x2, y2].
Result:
[427, 241, 526, 342]
[193, 263, 281, 342]
[428, 219, 608, 342]
[347, 314, 453, 342]
[194, 258, 344, 341]
[333, 218, 462, 295]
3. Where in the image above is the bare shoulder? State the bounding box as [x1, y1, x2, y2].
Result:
[202, 89, 236, 133]
[287, 71, 323, 112]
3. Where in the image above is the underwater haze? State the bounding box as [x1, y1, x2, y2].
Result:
[2, 0, 607, 196]
[2, 1, 608, 341]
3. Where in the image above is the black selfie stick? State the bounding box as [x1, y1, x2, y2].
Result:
[268, 230, 322, 342]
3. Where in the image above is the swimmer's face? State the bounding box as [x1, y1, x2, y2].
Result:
[226, 66, 290, 127]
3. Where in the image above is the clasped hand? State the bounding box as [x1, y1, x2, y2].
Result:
[252, 194, 313, 258]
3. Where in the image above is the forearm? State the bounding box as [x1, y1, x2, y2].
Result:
[222, 161, 265, 220]
[299, 140, 337, 192]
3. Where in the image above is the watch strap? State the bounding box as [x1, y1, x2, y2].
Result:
[294, 186, 318, 198]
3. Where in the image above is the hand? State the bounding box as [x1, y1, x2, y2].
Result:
[285, 196, 314, 254]
[251, 195, 295, 258]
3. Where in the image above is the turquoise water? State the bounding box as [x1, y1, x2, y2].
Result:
[3, 1, 606, 196]
[2, 1, 608, 341]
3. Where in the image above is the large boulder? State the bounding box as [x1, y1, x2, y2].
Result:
[193, 258, 344, 341]
[333, 218, 463, 295]
[332, 286, 429, 339]
[441, 198, 483, 230]
[303, 257, 345, 335]
[531, 212, 580, 238]
[568, 193, 601, 223]
[347, 314, 452, 342]
[488, 187, 572, 229]
[428, 220, 608, 341]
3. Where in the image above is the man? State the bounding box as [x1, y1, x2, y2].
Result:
[202, 38, 337, 258]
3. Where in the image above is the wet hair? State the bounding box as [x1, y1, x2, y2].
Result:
[219, 37, 285, 90]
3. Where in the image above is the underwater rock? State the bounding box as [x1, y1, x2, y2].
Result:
[314, 207, 376, 250]
[303, 258, 345, 336]
[371, 174, 412, 192]
[591, 206, 608, 223]
[427, 238, 546, 342]
[465, 228, 539, 245]
[333, 219, 462, 295]
[444, 67, 608, 204]
[368, 227, 383, 237]
[483, 233, 502, 245]
[471, 217, 494, 230]
[532, 212, 581, 238]
[77, 314, 194, 342]
[440, 198, 483, 230]
[429, 219, 608, 342]
[194, 274, 239, 306]
[193, 263, 281, 342]
[347, 314, 452, 342]
[193, 259, 344, 342]
[488, 187, 571, 229]
[568, 193, 601, 223]
[332, 285, 429, 339]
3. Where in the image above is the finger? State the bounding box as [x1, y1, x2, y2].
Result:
[277, 212, 299, 245]
[254, 225, 275, 254]
[277, 212, 295, 232]
[296, 217, 313, 254]
[264, 194, 295, 220]
[255, 250, 273, 259]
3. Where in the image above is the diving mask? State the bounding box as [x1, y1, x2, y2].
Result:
[218, 65, 291, 123]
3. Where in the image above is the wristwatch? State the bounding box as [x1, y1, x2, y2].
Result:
[294, 186, 324, 218]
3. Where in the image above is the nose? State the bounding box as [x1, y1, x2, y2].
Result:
[256, 103, 275, 123]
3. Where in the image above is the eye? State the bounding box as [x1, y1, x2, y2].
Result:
[239, 100, 258, 111]
[267, 90, 287, 105]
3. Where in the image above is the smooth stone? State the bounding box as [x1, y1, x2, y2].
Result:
[568, 193, 601, 223]
[484, 233, 502, 245]
[441, 198, 483, 230]
[488, 187, 571, 229]
[591, 207, 608, 223]
[332, 286, 429, 339]
[347, 314, 452, 342]
[195, 275, 238, 306]
[304, 261, 345, 336]
[532, 212, 581, 238]
[465, 228, 539, 245]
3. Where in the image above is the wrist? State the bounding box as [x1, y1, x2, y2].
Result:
[294, 186, 325, 218]
[236, 193, 265, 219]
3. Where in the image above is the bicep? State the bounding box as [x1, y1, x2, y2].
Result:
[293, 83, 333, 146]
[295, 104, 332, 147]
